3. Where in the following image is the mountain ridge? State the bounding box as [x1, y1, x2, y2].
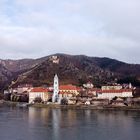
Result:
[0, 53, 140, 91]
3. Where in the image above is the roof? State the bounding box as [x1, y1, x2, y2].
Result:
[18, 84, 33, 88]
[101, 89, 132, 93]
[30, 87, 48, 92]
[59, 85, 78, 90]
[59, 91, 74, 94]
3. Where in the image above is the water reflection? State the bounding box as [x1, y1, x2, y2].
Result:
[1, 107, 140, 140]
[28, 108, 140, 140]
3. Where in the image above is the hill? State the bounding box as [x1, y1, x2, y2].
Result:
[0, 53, 140, 90]
[0, 64, 13, 90]
[2, 54, 140, 86]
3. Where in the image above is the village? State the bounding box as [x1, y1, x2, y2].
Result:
[2, 74, 140, 108]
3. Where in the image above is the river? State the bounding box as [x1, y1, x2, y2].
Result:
[0, 106, 140, 140]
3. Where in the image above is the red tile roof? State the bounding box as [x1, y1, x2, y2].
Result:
[59, 91, 74, 94]
[30, 87, 48, 92]
[59, 85, 78, 90]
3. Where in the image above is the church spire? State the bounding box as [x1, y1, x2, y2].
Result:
[52, 74, 59, 103]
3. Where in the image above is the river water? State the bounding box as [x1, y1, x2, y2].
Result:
[0, 106, 140, 140]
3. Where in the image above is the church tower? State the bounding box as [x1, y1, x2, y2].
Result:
[52, 74, 59, 103]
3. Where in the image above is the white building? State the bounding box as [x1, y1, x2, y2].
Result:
[97, 89, 133, 100]
[29, 87, 49, 103]
[11, 84, 33, 94]
[52, 74, 59, 103]
[83, 82, 94, 89]
[101, 85, 122, 90]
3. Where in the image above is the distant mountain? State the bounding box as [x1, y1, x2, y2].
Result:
[0, 64, 13, 91]
[0, 58, 47, 91]
[0, 58, 43, 72]
[0, 53, 140, 91]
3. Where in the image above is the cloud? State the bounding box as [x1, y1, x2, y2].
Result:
[15, 0, 48, 10]
[84, 0, 140, 40]
[0, 0, 139, 63]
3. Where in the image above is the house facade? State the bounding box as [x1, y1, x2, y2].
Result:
[11, 84, 33, 94]
[59, 85, 79, 96]
[58, 85, 80, 104]
[101, 85, 122, 90]
[29, 87, 49, 103]
[97, 89, 133, 100]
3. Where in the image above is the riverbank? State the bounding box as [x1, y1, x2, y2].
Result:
[0, 100, 18, 107]
[32, 104, 140, 111]
[1, 100, 140, 111]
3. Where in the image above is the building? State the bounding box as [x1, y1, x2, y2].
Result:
[11, 84, 33, 94]
[86, 88, 100, 97]
[83, 82, 94, 89]
[11, 93, 28, 102]
[97, 89, 133, 100]
[59, 85, 80, 104]
[29, 87, 49, 103]
[101, 85, 122, 90]
[59, 85, 79, 96]
[52, 74, 59, 103]
[111, 97, 125, 106]
[49, 55, 60, 64]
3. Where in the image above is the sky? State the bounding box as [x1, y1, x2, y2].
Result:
[0, 0, 140, 63]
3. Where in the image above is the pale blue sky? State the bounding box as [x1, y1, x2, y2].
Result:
[0, 0, 140, 63]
